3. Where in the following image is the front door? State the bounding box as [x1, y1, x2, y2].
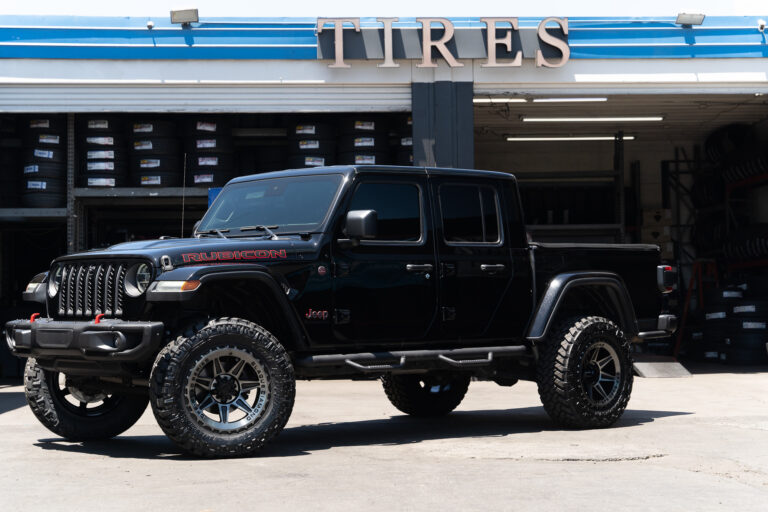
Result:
[332, 176, 437, 343]
[430, 178, 513, 340]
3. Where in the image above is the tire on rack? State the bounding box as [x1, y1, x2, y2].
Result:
[536, 315, 633, 429]
[381, 373, 471, 417]
[149, 317, 295, 457]
[23, 358, 149, 441]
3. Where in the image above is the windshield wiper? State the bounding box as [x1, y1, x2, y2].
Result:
[196, 228, 230, 239]
[239, 225, 279, 240]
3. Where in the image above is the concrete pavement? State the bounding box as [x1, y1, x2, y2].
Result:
[1, 365, 767, 511]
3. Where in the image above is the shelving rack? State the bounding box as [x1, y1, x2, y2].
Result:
[517, 133, 626, 243]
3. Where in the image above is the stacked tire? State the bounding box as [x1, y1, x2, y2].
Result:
[184, 117, 235, 187]
[336, 117, 390, 166]
[129, 120, 181, 187]
[78, 116, 127, 188]
[697, 284, 768, 365]
[286, 123, 335, 168]
[21, 116, 67, 207]
[257, 144, 288, 173]
[0, 116, 21, 207]
[392, 115, 413, 166]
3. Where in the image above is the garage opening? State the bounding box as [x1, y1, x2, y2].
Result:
[474, 92, 768, 364]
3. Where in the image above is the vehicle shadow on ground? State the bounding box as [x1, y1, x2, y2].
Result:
[33, 406, 690, 460]
[0, 392, 27, 415]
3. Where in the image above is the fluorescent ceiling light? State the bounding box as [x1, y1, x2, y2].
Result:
[507, 135, 636, 142]
[522, 116, 663, 122]
[532, 97, 607, 103]
[675, 13, 705, 26]
[473, 97, 528, 104]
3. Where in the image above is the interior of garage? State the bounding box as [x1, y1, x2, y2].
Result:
[474, 92, 768, 364]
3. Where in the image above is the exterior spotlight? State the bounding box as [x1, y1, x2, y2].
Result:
[171, 8, 199, 27]
[675, 13, 705, 26]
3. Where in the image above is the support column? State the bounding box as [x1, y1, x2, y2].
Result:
[412, 81, 474, 169]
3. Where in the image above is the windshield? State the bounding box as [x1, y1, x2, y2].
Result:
[198, 174, 344, 235]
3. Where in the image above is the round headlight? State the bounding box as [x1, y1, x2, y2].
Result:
[125, 263, 152, 297]
[47, 265, 63, 297]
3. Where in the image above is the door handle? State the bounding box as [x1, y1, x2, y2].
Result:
[406, 264, 434, 272]
[480, 264, 506, 273]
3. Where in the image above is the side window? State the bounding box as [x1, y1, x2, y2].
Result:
[439, 184, 501, 244]
[347, 182, 421, 242]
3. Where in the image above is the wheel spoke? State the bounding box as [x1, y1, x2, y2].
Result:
[230, 359, 247, 379]
[212, 358, 224, 377]
[233, 396, 253, 415]
[218, 404, 230, 423]
[239, 380, 261, 391]
[194, 376, 213, 390]
[196, 393, 215, 413]
[79, 401, 87, 411]
[593, 383, 609, 400]
[597, 354, 615, 369]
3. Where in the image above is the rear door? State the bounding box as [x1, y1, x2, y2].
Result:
[431, 178, 512, 339]
[331, 175, 438, 343]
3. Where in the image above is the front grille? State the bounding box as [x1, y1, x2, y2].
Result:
[57, 261, 132, 318]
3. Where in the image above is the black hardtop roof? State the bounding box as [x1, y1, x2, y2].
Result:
[228, 165, 516, 185]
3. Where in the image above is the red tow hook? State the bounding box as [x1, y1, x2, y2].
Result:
[94, 313, 106, 324]
[30, 313, 41, 323]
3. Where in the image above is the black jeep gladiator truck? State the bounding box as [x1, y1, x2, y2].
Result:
[6, 165, 676, 457]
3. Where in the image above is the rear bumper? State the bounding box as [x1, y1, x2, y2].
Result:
[5, 317, 164, 363]
[637, 314, 677, 340]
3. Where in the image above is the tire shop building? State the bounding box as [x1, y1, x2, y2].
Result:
[1, 13, 768, 375]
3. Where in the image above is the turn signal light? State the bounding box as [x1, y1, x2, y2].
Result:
[181, 280, 201, 291]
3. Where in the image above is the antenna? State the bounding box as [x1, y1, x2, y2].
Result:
[181, 151, 187, 238]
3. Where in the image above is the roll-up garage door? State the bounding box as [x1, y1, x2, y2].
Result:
[0, 84, 411, 113]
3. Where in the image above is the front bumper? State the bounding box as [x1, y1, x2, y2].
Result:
[5, 317, 164, 363]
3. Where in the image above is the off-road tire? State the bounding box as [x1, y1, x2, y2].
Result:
[149, 317, 295, 457]
[382, 373, 470, 417]
[24, 358, 149, 441]
[537, 315, 633, 429]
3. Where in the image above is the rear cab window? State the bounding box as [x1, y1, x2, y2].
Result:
[438, 183, 502, 245]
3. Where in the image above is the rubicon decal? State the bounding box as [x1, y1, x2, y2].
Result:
[182, 249, 288, 263]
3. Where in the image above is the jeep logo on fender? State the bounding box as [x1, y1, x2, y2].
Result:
[181, 249, 288, 263]
[305, 309, 329, 321]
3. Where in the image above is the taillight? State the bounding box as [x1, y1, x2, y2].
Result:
[657, 265, 676, 293]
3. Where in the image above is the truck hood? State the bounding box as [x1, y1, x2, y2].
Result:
[55, 235, 323, 268]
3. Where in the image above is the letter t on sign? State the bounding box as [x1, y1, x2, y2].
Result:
[317, 18, 361, 68]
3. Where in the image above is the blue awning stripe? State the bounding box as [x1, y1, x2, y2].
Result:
[0, 15, 766, 60]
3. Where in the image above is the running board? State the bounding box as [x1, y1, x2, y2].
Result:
[295, 345, 528, 374]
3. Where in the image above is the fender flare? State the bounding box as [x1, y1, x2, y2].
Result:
[146, 264, 308, 350]
[525, 271, 639, 342]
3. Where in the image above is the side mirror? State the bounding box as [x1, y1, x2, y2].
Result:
[192, 220, 201, 234]
[345, 210, 378, 240]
